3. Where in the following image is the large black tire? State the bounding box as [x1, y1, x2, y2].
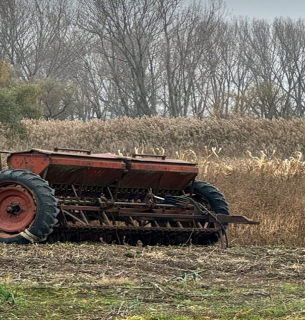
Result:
[0, 169, 59, 244]
[187, 180, 230, 245]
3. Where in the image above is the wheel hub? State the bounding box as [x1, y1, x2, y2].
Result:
[0, 185, 37, 233]
[6, 203, 21, 215]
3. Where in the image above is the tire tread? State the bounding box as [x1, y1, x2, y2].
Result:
[0, 169, 59, 244]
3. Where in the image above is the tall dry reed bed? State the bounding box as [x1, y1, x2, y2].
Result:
[200, 153, 305, 246]
[1, 116, 305, 158]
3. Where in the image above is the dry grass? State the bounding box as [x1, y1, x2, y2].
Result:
[175, 149, 305, 247]
[1, 116, 305, 158]
[0, 243, 305, 319]
[202, 159, 305, 247]
[1, 117, 305, 246]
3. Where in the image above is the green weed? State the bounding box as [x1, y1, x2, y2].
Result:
[0, 283, 17, 304]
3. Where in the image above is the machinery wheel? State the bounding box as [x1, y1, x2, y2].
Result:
[0, 169, 59, 244]
[187, 180, 230, 245]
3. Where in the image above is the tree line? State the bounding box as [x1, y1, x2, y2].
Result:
[1, 0, 305, 121]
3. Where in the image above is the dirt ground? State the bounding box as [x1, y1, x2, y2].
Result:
[0, 243, 305, 320]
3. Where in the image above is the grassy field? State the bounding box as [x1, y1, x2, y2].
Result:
[0, 243, 305, 320]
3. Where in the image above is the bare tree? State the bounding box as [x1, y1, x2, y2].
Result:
[160, 0, 227, 117]
[78, 0, 167, 118]
[0, 0, 82, 80]
[274, 18, 305, 118]
[240, 19, 283, 119]
[3, 0, 305, 121]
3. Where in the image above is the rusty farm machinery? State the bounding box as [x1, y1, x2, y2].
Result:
[0, 148, 258, 246]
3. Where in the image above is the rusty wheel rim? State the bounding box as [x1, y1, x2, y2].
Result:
[0, 184, 37, 238]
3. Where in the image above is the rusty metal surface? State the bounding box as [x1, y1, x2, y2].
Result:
[46, 166, 124, 187]
[59, 204, 258, 225]
[49, 224, 222, 245]
[119, 170, 197, 190]
[211, 214, 260, 225]
[7, 149, 198, 189]
[0, 184, 37, 237]
[8, 153, 51, 174]
[54, 147, 91, 154]
[55, 225, 220, 233]
[121, 160, 198, 190]
[8, 149, 197, 165]
[8, 150, 127, 186]
[8, 148, 122, 159]
[132, 154, 167, 160]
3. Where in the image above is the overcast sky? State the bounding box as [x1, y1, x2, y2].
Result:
[224, 0, 305, 20]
